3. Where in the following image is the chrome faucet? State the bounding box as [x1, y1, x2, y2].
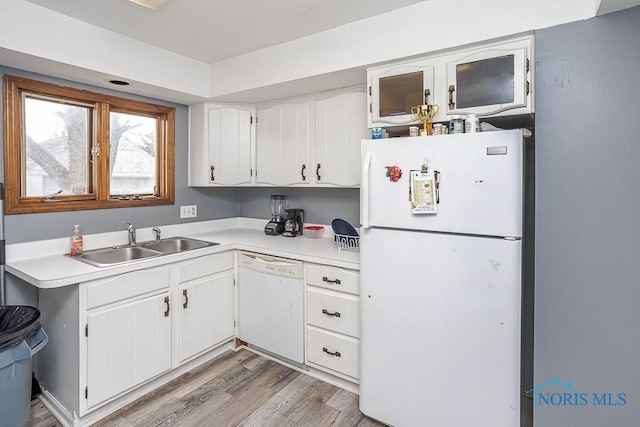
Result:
[124, 221, 136, 245]
[152, 226, 161, 242]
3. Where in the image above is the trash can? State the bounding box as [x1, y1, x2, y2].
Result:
[0, 306, 48, 427]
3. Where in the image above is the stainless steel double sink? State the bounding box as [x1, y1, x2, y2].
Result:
[69, 237, 220, 267]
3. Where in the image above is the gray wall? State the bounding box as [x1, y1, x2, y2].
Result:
[534, 7, 640, 426]
[238, 187, 360, 228]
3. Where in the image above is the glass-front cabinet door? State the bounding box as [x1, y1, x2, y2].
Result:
[445, 38, 532, 117]
[365, 34, 534, 129]
[368, 61, 435, 127]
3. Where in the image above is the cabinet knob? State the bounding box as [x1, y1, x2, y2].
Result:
[210, 165, 215, 181]
[164, 296, 170, 317]
[182, 289, 188, 309]
[301, 164, 307, 181]
[316, 163, 321, 181]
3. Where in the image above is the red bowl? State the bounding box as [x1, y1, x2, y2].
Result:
[303, 226, 325, 239]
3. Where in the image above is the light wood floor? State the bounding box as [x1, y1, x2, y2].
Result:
[30, 349, 385, 427]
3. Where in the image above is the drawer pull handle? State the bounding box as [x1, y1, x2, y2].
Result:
[322, 276, 341, 285]
[322, 309, 341, 318]
[164, 296, 170, 317]
[182, 289, 188, 309]
[323, 347, 341, 357]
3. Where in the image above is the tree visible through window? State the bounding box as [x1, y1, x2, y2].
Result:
[24, 96, 92, 197]
[109, 111, 157, 197]
[3, 75, 175, 214]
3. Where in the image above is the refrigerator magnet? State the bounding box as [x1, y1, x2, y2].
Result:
[385, 165, 402, 182]
[410, 170, 437, 214]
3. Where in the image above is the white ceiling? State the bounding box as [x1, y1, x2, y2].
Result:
[8, 0, 640, 104]
[24, 0, 428, 64]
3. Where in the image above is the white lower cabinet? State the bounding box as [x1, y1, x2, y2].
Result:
[37, 251, 235, 421]
[86, 291, 172, 408]
[84, 265, 173, 410]
[36, 250, 360, 425]
[305, 264, 360, 382]
[307, 327, 360, 379]
[177, 253, 235, 363]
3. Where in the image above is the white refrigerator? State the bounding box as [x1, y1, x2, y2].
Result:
[359, 129, 524, 427]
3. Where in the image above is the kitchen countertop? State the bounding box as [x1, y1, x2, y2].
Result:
[6, 217, 360, 289]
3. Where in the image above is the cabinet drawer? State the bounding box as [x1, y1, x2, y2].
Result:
[306, 264, 359, 295]
[177, 252, 234, 283]
[307, 287, 359, 338]
[307, 326, 359, 380]
[86, 266, 171, 310]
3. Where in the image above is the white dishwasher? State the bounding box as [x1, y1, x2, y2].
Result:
[238, 251, 304, 364]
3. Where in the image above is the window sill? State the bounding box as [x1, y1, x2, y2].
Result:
[5, 197, 174, 215]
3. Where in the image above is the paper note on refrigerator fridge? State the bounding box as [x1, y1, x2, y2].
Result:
[410, 170, 437, 214]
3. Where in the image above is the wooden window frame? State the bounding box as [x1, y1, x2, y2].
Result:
[3, 75, 175, 214]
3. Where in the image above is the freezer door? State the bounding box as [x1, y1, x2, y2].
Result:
[359, 228, 522, 427]
[361, 129, 523, 237]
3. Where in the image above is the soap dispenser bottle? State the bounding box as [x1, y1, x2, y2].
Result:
[70, 224, 83, 256]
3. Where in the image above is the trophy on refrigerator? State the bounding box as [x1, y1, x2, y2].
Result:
[410, 104, 439, 136]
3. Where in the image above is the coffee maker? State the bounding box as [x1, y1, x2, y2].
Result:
[264, 195, 288, 235]
[282, 208, 304, 237]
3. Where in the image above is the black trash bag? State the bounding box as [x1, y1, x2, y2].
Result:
[0, 306, 41, 350]
[32, 373, 42, 400]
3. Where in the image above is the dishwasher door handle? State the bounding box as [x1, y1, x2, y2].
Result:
[242, 253, 300, 268]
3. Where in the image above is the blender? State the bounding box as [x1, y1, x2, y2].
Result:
[264, 195, 288, 235]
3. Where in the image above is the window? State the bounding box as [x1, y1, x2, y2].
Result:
[3, 75, 175, 214]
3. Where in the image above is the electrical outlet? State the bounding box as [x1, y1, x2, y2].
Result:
[180, 205, 197, 218]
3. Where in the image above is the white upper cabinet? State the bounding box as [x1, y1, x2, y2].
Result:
[368, 60, 435, 127]
[367, 33, 534, 127]
[189, 103, 254, 186]
[189, 88, 367, 188]
[445, 37, 532, 117]
[256, 101, 311, 186]
[315, 91, 368, 187]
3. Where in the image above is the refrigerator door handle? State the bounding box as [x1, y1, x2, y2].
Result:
[361, 150, 372, 228]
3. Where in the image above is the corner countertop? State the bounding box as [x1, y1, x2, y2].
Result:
[6, 217, 360, 289]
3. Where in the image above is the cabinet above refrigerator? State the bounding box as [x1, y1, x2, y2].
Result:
[367, 33, 534, 128]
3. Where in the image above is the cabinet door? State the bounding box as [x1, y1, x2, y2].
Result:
[178, 271, 234, 363]
[256, 102, 310, 185]
[315, 92, 368, 186]
[208, 107, 253, 185]
[189, 103, 253, 186]
[368, 61, 435, 127]
[86, 292, 171, 408]
[445, 40, 531, 117]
